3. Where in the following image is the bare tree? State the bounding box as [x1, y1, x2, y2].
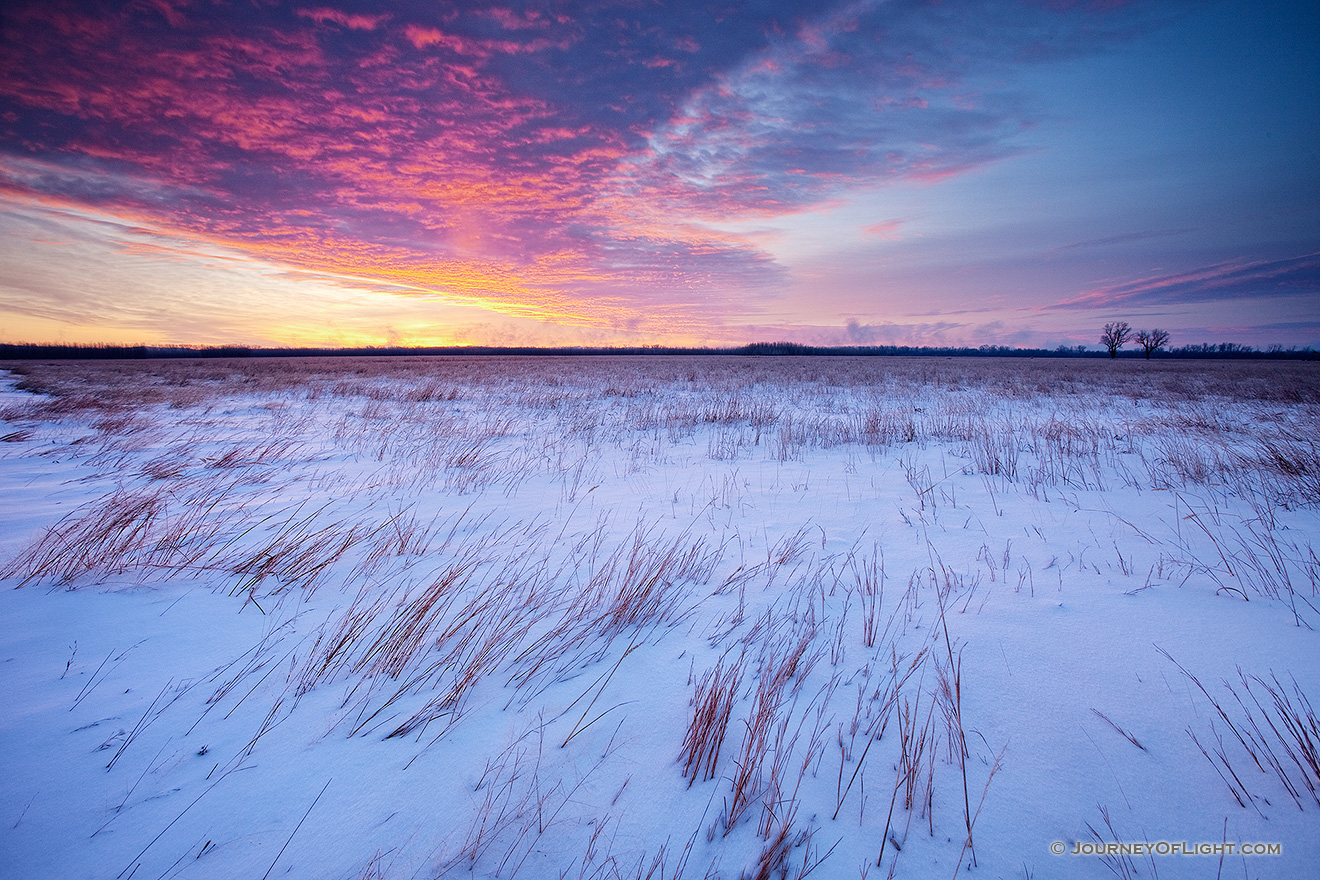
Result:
[1135, 328, 1170, 359]
[1100, 322, 1131, 358]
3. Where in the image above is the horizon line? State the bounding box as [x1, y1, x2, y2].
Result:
[1, 341, 1315, 361]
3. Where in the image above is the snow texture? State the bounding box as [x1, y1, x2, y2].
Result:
[0, 356, 1316, 880]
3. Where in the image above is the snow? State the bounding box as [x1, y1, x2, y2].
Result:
[0, 355, 1316, 880]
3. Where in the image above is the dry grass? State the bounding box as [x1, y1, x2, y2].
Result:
[2, 355, 1317, 879]
[1164, 648, 1320, 813]
[3, 488, 167, 585]
[680, 655, 744, 785]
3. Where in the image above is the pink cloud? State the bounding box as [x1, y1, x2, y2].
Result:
[403, 25, 474, 53]
[863, 219, 905, 239]
[0, 0, 1197, 340]
[484, 8, 552, 31]
[298, 8, 389, 31]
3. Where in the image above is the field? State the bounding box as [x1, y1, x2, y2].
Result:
[1, 355, 1317, 880]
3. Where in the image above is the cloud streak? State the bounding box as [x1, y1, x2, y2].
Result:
[1049, 253, 1320, 311]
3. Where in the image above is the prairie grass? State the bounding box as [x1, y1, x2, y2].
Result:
[3, 488, 167, 585]
[1, 355, 1317, 879]
[1164, 649, 1320, 813]
[680, 656, 744, 785]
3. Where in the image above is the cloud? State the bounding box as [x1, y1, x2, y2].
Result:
[1246, 321, 1320, 332]
[1048, 228, 1192, 253]
[0, 0, 1193, 332]
[842, 317, 970, 346]
[298, 8, 388, 31]
[862, 219, 905, 239]
[1049, 253, 1320, 310]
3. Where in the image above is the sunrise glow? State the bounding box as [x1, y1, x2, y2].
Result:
[1, 1, 1316, 348]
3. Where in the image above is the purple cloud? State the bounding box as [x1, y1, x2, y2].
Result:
[0, 0, 1205, 330]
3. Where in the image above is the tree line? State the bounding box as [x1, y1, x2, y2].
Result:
[0, 339, 1314, 361]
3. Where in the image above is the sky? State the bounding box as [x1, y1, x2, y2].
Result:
[1, 0, 1317, 350]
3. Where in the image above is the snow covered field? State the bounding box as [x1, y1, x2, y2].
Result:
[1, 355, 1316, 880]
